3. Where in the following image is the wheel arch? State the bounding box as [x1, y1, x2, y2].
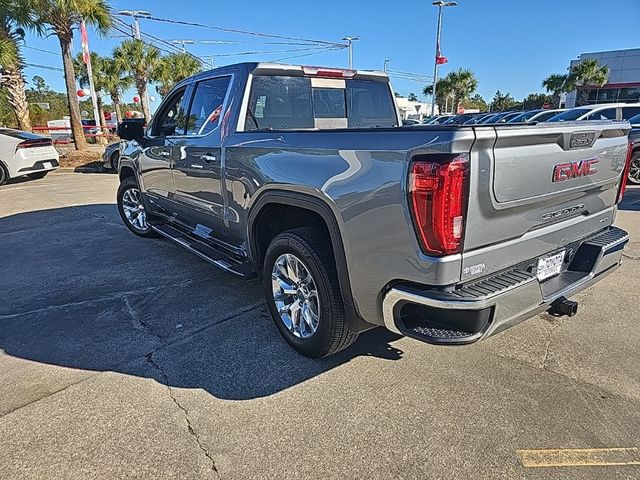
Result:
[247, 190, 371, 333]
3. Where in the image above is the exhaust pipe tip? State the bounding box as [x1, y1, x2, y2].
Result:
[549, 297, 579, 317]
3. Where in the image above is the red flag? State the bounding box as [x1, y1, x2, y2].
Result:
[435, 34, 448, 65]
[80, 21, 90, 65]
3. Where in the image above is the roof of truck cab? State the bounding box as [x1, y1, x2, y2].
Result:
[174, 62, 389, 90]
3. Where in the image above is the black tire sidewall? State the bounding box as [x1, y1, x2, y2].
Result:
[110, 151, 120, 171]
[629, 152, 640, 185]
[117, 178, 154, 237]
[263, 233, 338, 358]
[0, 164, 7, 185]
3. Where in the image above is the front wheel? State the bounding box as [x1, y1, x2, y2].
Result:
[628, 151, 640, 185]
[117, 178, 157, 237]
[263, 227, 358, 358]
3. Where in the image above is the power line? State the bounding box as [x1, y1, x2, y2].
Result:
[120, 14, 345, 48]
[271, 46, 344, 62]
[23, 45, 59, 56]
[24, 63, 64, 72]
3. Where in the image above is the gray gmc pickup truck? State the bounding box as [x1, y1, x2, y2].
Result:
[116, 62, 633, 358]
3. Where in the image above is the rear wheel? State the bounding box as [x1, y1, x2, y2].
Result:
[628, 151, 640, 185]
[117, 178, 157, 237]
[263, 227, 358, 358]
[0, 164, 7, 185]
[110, 150, 120, 171]
[27, 171, 48, 180]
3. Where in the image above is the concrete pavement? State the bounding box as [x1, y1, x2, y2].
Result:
[1, 172, 639, 479]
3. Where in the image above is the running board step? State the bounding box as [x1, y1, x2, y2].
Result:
[152, 224, 256, 279]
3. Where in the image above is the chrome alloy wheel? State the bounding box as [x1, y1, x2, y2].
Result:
[629, 156, 640, 184]
[271, 253, 320, 339]
[121, 187, 148, 231]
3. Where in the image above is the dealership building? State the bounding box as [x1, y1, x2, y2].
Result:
[565, 48, 640, 108]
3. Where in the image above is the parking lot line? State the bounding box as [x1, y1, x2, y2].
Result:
[516, 447, 640, 467]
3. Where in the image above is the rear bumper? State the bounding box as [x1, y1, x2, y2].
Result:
[15, 159, 59, 176]
[382, 226, 629, 344]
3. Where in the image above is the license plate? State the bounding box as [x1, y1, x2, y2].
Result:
[536, 250, 566, 281]
[43, 162, 52, 169]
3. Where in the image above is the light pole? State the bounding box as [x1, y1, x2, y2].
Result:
[430, 1, 456, 116]
[383, 59, 391, 72]
[342, 36, 360, 69]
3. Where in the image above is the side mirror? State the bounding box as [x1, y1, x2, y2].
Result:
[117, 120, 145, 141]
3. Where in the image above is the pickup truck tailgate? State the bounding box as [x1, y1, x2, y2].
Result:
[492, 124, 625, 202]
[461, 121, 630, 281]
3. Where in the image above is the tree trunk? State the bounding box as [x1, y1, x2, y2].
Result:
[58, 34, 87, 151]
[3, 63, 31, 131]
[96, 95, 105, 128]
[111, 90, 123, 123]
[136, 76, 152, 123]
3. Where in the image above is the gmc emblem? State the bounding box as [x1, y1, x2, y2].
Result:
[552, 158, 599, 182]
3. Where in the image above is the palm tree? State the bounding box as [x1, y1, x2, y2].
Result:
[114, 39, 160, 123]
[28, 0, 111, 150]
[425, 69, 478, 113]
[74, 51, 106, 127]
[424, 77, 453, 113]
[0, 0, 41, 130]
[101, 56, 132, 124]
[566, 59, 609, 106]
[542, 73, 568, 107]
[153, 52, 202, 98]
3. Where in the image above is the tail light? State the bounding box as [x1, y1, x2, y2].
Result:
[302, 66, 356, 78]
[617, 140, 633, 203]
[408, 154, 469, 256]
[16, 139, 53, 150]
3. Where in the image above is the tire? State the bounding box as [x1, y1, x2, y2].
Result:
[0, 164, 7, 186]
[263, 227, 358, 358]
[117, 177, 157, 238]
[628, 151, 640, 185]
[110, 150, 120, 171]
[27, 171, 48, 180]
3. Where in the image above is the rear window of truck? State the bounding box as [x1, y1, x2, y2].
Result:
[245, 75, 397, 130]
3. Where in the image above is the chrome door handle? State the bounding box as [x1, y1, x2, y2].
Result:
[159, 150, 170, 157]
[199, 154, 217, 163]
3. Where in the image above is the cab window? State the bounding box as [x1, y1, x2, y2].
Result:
[185, 76, 231, 136]
[586, 108, 616, 120]
[152, 88, 187, 136]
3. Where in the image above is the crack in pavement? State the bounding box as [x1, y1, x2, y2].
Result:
[541, 315, 567, 371]
[123, 296, 165, 343]
[145, 352, 220, 477]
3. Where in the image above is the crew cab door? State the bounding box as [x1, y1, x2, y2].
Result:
[138, 87, 190, 214]
[171, 75, 232, 243]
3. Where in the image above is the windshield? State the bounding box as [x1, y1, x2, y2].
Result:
[508, 110, 542, 123]
[547, 108, 591, 121]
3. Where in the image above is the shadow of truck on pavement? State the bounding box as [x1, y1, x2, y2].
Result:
[0, 205, 403, 401]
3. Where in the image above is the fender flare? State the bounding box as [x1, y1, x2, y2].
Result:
[247, 190, 370, 332]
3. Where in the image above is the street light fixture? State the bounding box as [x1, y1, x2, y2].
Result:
[342, 36, 360, 69]
[430, 0, 457, 115]
[171, 40, 195, 52]
[118, 10, 151, 40]
[384, 59, 391, 72]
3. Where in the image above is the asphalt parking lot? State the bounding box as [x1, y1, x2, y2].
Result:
[1, 172, 639, 480]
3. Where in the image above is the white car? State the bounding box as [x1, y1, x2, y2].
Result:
[0, 128, 59, 185]
[547, 103, 640, 122]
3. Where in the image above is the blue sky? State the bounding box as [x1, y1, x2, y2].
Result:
[21, 0, 640, 109]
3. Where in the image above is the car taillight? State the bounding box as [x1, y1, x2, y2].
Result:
[617, 140, 633, 203]
[408, 154, 469, 256]
[16, 139, 53, 149]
